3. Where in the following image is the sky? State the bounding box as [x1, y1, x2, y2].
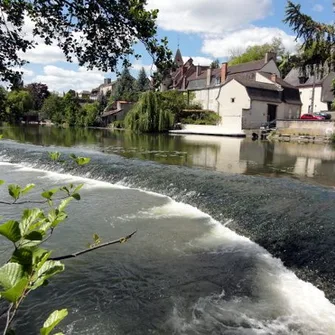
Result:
[18, 0, 334, 93]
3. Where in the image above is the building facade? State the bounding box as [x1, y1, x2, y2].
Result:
[166, 50, 301, 131]
[284, 68, 335, 115]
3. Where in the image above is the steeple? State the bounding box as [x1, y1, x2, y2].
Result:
[174, 48, 184, 67]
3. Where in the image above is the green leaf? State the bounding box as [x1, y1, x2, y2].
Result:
[31, 260, 64, 290]
[48, 209, 68, 228]
[40, 309, 68, 335]
[93, 233, 101, 244]
[73, 184, 84, 193]
[8, 184, 21, 201]
[0, 220, 21, 242]
[48, 152, 61, 161]
[0, 180, 4, 186]
[1, 277, 29, 303]
[0, 134, 3, 139]
[20, 209, 44, 236]
[41, 188, 59, 200]
[72, 193, 80, 201]
[0, 263, 24, 290]
[11, 248, 33, 265]
[25, 231, 44, 241]
[75, 157, 91, 166]
[69, 154, 91, 166]
[21, 183, 35, 196]
[32, 248, 51, 268]
[13, 247, 51, 269]
[58, 197, 73, 212]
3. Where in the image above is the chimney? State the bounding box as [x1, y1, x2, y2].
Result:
[104, 78, 112, 85]
[206, 68, 212, 86]
[270, 73, 277, 83]
[196, 65, 201, 78]
[221, 62, 228, 83]
[265, 52, 277, 64]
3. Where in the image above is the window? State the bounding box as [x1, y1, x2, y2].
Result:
[231, 98, 235, 103]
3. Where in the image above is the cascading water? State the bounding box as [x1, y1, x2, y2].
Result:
[0, 134, 335, 334]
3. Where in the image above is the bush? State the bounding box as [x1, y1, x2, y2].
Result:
[111, 120, 124, 129]
[179, 110, 221, 125]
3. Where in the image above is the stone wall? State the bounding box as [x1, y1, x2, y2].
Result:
[276, 120, 335, 136]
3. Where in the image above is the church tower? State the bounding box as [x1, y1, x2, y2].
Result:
[174, 48, 184, 67]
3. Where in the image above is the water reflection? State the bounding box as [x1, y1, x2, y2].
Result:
[1, 126, 335, 186]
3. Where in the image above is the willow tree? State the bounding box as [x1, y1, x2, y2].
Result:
[284, 1, 335, 74]
[125, 91, 174, 133]
[0, 0, 173, 86]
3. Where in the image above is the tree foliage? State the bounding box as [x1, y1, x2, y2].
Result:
[5, 89, 33, 123]
[26, 83, 50, 111]
[0, 0, 173, 87]
[112, 68, 137, 102]
[0, 87, 7, 121]
[229, 38, 285, 66]
[125, 91, 174, 133]
[40, 94, 65, 123]
[284, 1, 335, 72]
[136, 67, 150, 93]
[210, 59, 220, 69]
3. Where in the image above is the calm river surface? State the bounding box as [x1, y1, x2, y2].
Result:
[0, 126, 335, 334]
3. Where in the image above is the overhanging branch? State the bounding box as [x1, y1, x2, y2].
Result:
[50, 231, 137, 261]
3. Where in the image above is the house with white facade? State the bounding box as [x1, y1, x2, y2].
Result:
[90, 78, 117, 100]
[166, 50, 302, 133]
[284, 68, 335, 115]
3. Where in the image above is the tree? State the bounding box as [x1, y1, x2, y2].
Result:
[97, 93, 108, 114]
[125, 91, 174, 133]
[0, 87, 7, 121]
[79, 103, 100, 127]
[6, 89, 33, 123]
[63, 91, 81, 126]
[284, 1, 335, 73]
[26, 83, 50, 111]
[40, 93, 65, 123]
[158, 90, 189, 119]
[112, 68, 137, 102]
[136, 67, 150, 93]
[229, 38, 286, 65]
[210, 59, 220, 69]
[0, 0, 173, 87]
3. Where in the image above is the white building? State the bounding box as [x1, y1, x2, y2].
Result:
[284, 68, 335, 115]
[167, 51, 302, 133]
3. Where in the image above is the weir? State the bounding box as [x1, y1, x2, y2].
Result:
[0, 133, 335, 334]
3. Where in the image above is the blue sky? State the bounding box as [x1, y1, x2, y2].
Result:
[20, 0, 334, 92]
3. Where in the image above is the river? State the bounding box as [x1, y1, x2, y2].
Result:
[0, 126, 334, 334]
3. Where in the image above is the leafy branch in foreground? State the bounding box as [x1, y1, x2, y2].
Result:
[0, 154, 136, 334]
[0, 0, 173, 86]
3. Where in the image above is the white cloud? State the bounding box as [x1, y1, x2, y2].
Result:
[11, 67, 34, 77]
[29, 66, 106, 92]
[20, 44, 66, 64]
[182, 56, 213, 66]
[131, 62, 157, 74]
[201, 26, 298, 58]
[312, 4, 324, 12]
[147, 0, 272, 34]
